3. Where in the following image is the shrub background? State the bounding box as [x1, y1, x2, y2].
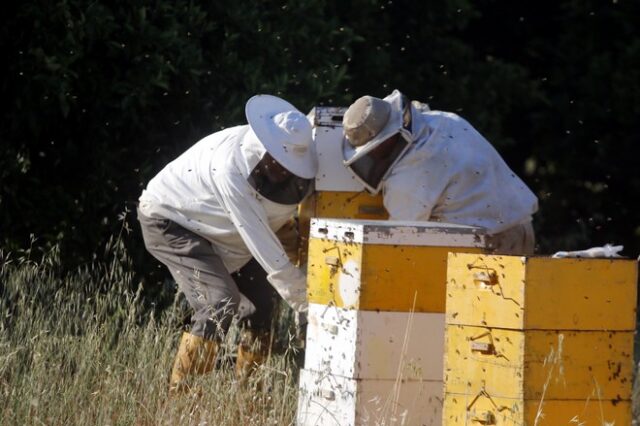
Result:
[2, 0, 639, 288]
[1, 2, 640, 423]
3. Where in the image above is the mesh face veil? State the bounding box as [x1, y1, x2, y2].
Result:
[343, 92, 413, 194]
[248, 152, 314, 205]
[346, 133, 412, 194]
[240, 127, 313, 205]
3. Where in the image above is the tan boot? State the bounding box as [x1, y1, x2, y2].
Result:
[169, 332, 218, 394]
[235, 329, 271, 380]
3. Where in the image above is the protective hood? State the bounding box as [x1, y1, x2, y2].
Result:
[239, 126, 313, 205]
[245, 94, 317, 179]
[342, 90, 414, 194]
[238, 126, 265, 177]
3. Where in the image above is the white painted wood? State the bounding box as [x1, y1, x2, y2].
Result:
[312, 106, 347, 127]
[312, 107, 365, 192]
[305, 304, 445, 381]
[310, 218, 486, 247]
[296, 368, 443, 426]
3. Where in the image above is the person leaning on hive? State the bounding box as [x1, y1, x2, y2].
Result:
[341, 89, 538, 254]
[137, 95, 315, 393]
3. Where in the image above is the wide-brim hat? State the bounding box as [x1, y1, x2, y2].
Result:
[245, 95, 317, 179]
[342, 89, 411, 168]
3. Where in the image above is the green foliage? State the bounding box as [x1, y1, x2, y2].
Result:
[1, 0, 639, 273]
[1, 0, 359, 267]
[523, 2, 640, 253]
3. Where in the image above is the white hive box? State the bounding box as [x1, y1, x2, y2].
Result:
[311, 106, 364, 192]
[304, 303, 444, 381]
[296, 368, 443, 426]
[297, 219, 486, 426]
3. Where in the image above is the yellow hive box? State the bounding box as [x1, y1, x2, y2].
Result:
[307, 218, 486, 312]
[444, 324, 634, 400]
[297, 106, 388, 263]
[300, 191, 388, 221]
[443, 393, 631, 425]
[306, 105, 387, 221]
[446, 253, 638, 330]
[443, 253, 637, 425]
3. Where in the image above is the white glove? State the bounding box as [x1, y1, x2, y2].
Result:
[552, 244, 623, 259]
[267, 264, 308, 313]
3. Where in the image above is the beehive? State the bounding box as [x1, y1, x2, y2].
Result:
[443, 253, 637, 425]
[308, 106, 388, 217]
[307, 218, 486, 312]
[297, 220, 488, 426]
[304, 303, 445, 381]
[297, 107, 388, 265]
[297, 368, 443, 426]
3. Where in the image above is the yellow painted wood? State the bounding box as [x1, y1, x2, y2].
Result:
[314, 191, 388, 220]
[443, 393, 631, 425]
[307, 238, 483, 312]
[444, 324, 634, 400]
[297, 191, 387, 266]
[446, 253, 638, 330]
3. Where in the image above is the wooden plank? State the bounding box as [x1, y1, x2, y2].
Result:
[444, 324, 634, 400]
[307, 238, 484, 312]
[297, 368, 443, 426]
[305, 303, 445, 380]
[446, 253, 638, 330]
[443, 393, 631, 425]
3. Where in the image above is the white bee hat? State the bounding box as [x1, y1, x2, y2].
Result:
[245, 94, 317, 179]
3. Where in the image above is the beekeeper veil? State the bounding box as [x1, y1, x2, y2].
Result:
[342, 90, 413, 194]
[240, 95, 317, 205]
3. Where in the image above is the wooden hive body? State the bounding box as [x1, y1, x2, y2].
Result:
[297, 107, 387, 264]
[307, 218, 486, 313]
[443, 253, 637, 425]
[298, 220, 487, 426]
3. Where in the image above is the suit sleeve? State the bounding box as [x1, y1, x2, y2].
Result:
[212, 172, 307, 312]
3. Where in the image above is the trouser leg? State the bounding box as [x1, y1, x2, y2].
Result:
[232, 259, 280, 378]
[487, 222, 536, 255]
[137, 208, 241, 340]
[233, 258, 279, 333]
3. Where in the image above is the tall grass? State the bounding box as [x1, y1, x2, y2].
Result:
[0, 237, 301, 425]
[1, 235, 639, 425]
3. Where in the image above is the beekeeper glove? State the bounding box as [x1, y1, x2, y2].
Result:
[552, 244, 623, 258]
[267, 263, 308, 313]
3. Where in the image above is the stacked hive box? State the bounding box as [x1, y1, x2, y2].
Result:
[296, 218, 487, 426]
[304, 106, 388, 221]
[443, 253, 638, 425]
[297, 107, 388, 264]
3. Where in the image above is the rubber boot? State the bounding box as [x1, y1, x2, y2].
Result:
[169, 332, 218, 394]
[235, 329, 271, 381]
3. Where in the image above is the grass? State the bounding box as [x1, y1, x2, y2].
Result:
[0, 237, 301, 425]
[1, 234, 639, 425]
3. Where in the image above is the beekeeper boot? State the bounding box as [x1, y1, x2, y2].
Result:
[169, 332, 218, 394]
[235, 329, 271, 382]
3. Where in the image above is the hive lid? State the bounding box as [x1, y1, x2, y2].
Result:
[309, 218, 486, 247]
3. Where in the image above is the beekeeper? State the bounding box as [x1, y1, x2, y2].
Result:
[342, 89, 538, 254]
[137, 95, 315, 392]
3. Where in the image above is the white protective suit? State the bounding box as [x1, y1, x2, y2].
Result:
[138, 125, 307, 310]
[382, 107, 538, 235]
